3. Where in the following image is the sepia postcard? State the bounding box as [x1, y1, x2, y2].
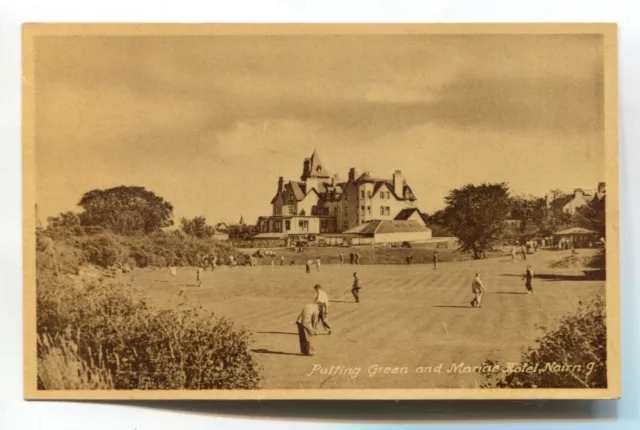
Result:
[23, 23, 619, 400]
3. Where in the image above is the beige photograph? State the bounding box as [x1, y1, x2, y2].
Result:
[23, 23, 619, 400]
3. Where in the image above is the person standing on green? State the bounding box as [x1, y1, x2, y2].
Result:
[522, 265, 534, 294]
[470, 273, 487, 308]
[352, 272, 362, 303]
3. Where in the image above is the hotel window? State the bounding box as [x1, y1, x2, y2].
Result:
[380, 206, 384, 215]
[284, 220, 290, 231]
[367, 191, 372, 198]
[361, 205, 365, 213]
[385, 206, 390, 215]
[361, 190, 365, 199]
[288, 205, 295, 214]
[367, 206, 371, 215]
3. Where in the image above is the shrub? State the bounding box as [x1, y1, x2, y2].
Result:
[37, 332, 114, 390]
[481, 296, 606, 388]
[79, 233, 128, 268]
[36, 276, 261, 390]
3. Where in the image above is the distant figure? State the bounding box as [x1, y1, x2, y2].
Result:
[169, 266, 177, 277]
[271, 260, 275, 270]
[295, 303, 319, 356]
[522, 265, 534, 294]
[406, 255, 413, 265]
[229, 255, 235, 268]
[212, 255, 217, 271]
[305, 259, 312, 274]
[511, 247, 516, 263]
[433, 252, 439, 269]
[349, 252, 355, 265]
[281, 255, 285, 266]
[355, 252, 361, 265]
[571, 244, 577, 257]
[339, 252, 345, 266]
[352, 272, 361, 303]
[196, 267, 202, 287]
[313, 284, 332, 334]
[316, 257, 321, 272]
[290, 260, 295, 266]
[521, 245, 527, 260]
[470, 273, 487, 308]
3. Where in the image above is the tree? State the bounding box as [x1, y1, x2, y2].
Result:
[180, 216, 216, 238]
[574, 196, 606, 239]
[422, 210, 451, 237]
[442, 182, 511, 258]
[509, 195, 558, 236]
[78, 186, 174, 235]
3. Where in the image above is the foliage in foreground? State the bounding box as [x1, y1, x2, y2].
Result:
[481, 296, 607, 388]
[38, 332, 115, 390]
[37, 275, 261, 390]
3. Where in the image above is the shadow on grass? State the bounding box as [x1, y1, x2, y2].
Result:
[256, 331, 297, 336]
[432, 305, 471, 309]
[501, 272, 605, 282]
[251, 348, 306, 357]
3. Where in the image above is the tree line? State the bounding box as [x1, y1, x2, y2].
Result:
[425, 182, 605, 258]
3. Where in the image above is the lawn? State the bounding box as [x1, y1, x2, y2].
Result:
[131, 249, 605, 389]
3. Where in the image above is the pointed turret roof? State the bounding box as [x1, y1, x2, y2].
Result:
[301, 149, 331, 180]
[239, 215, 245, 225]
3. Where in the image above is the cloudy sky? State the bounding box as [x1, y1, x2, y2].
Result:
[34, 33, 604, 225]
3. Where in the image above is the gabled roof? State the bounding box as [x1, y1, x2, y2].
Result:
[289, 181, 307, 201]
[553, 227, 597, 236]
[402, 185, 417, 201]
[394, 208, 423, 221]
[343, 220, 432, 235]
[375, 220, 431, 234]
[550, 194, 576, 210]
[343, 220, 382, 235]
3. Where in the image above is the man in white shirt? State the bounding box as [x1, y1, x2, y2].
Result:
[471, 273, 487, 308]
[313, 284, 332, 334]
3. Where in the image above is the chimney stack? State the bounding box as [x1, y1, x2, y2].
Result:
[277, 176, 284, 194]
[598, 182, 606, 193]
[348, 167, 356, 182]
[393, 170, 404, 197]
[301, 158, 310, 180]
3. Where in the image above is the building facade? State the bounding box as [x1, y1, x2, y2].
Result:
[257, 150, 425, 243]
[546, 182, 606, 215]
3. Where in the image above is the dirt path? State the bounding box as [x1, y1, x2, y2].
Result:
[132, 250, 604, 389]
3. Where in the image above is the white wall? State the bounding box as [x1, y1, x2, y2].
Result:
[374, 230, 433, 244]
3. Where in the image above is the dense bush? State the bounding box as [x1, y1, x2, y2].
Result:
[481, 296, 606, 388]
[37, 275, 261, 390]
[38, 227, 241, 270]
[79, 233, 128, 268]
